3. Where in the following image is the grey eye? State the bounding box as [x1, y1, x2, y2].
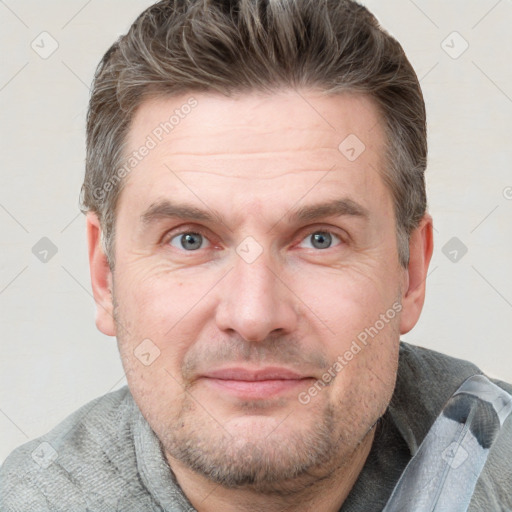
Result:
[170, 232, 208, 251]
[299, 231, 341, 250]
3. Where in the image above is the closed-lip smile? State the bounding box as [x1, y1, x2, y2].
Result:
[199, 366, 314, 399]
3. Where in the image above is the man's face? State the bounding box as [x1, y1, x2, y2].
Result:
[95, 90, 414, 490]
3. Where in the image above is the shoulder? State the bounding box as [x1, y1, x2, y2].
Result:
[395, 342, 512, 510]
[471, 374, 512, 510]
[0, 386, 147, 511]
[396, 341, 512, 415]
[393, 342, 484, 442]
[397, 341, 482, 385]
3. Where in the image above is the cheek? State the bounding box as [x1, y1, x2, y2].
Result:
[112, 265, 212, 391]
[294, 265, 401, 402]
[114, 260, 204, 336]
[326, 319, 400, 431]
[114, 308, 189, 428]
[293, 263, 399, 336]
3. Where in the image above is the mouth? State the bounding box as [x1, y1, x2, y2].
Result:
[198, 367, 315, 400]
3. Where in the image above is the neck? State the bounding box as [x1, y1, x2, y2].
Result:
[167, 426, 375, 512]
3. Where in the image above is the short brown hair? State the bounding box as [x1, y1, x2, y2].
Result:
[81, 0, 427, 268]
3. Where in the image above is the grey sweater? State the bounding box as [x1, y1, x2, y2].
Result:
[1, 342, 511, 511]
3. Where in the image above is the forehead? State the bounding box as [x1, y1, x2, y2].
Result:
[120, 89, 390, 219]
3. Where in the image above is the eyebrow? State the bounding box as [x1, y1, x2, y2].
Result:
[140, 201, 226, 226]
[290, 198, 369, 223]
[140, 198, 369, 227]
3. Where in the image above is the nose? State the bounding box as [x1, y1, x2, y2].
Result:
[215, 251, 298, 343]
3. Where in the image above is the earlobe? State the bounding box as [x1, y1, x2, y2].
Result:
[399, 214, 434, 335]
[86, 212, 116, 337]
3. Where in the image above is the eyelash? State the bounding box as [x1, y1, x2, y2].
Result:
[164, 227, 215, 250]
[162, 225, 348, 253]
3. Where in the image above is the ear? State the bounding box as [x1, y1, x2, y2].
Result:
[86, 212, 116, 336]
[399, 214, 434, 335]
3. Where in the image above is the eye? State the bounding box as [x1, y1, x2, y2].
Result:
[169, 232, 210, 251]
[299, 231, 342, 250]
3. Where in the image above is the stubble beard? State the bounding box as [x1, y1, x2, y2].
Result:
[162, 399, 343, 494]
[112, 293, 393, 495]
[155, 381, 382, 496]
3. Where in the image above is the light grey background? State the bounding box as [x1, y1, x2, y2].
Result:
[1, 0, 511, 464]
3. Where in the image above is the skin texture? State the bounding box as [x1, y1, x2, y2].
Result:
[87, 89, 433, 512]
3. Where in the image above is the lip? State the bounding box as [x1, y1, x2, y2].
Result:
[199, 367, 314, 399]
[202, 367, 307, 381]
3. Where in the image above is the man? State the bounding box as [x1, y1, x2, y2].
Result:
[1, 0, 511, 510]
